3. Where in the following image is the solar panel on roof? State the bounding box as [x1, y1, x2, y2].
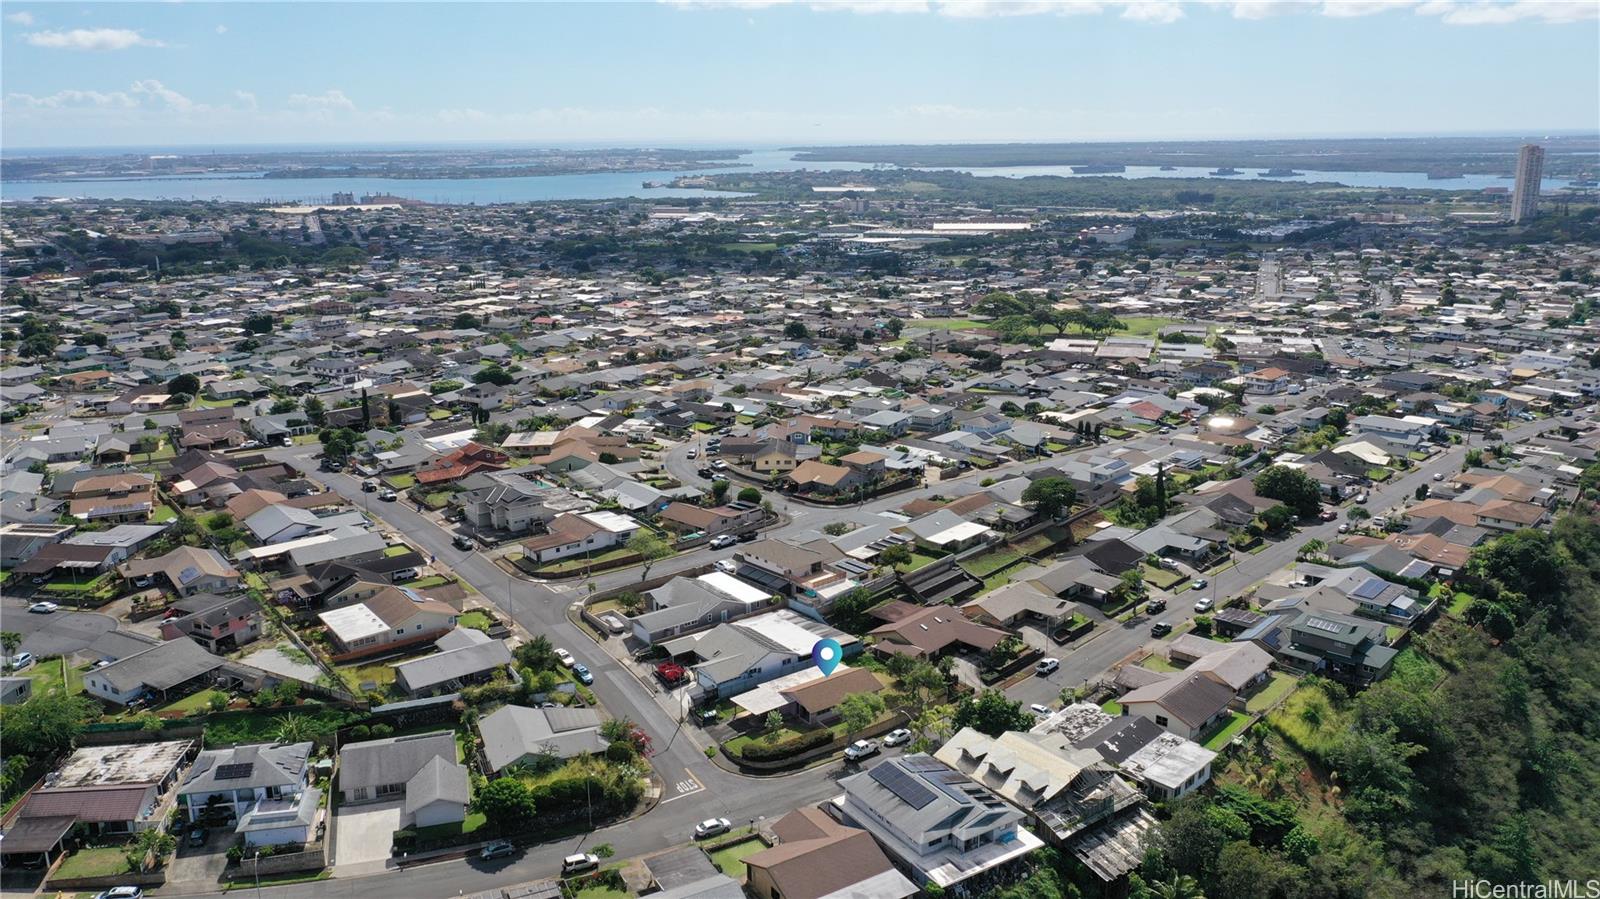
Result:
[1352, 578, 1387, 600]
[869, 762, 937, 810]
[215, 762, 254, 780]
[177, 565, 202, 585]
[1304, 617, 1344, 633]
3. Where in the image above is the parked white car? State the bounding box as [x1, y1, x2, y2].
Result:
[844, 739, 879, 762]
[1034, 657, 1060, 676]
[883, 728, 912, 747]
[694, 817, 732, 840]
[1194, 597, 1215, 613]
[555, 647, 576, 668]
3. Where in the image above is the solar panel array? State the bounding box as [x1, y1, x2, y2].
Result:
[870, 761, 936, 810]
[215, 762, 255, 780]
[1352, 578, 1387, 600]
[1304, 616, 1344, 634]
[177, 565, 202, 585]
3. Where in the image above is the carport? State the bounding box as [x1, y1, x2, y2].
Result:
[0, 814, 74, 870]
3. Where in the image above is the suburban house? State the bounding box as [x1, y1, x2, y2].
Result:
[659, 609, 858, 700]
[177, 741, 319, 848]
[934, 727, 1150, 863]
[830, 753, 1043, 891]
[317, 586, 459, 659]
[628, 571, 777, 645]
[476, 705, 608, 773]
[84, 637, 229, 706]
[1275, 609, 1397, 685]
[1242, 366, 1291, 394]
[16, 741, 193, 841]
[520, 510, 641, 565]
[337, 731, 469, 828]
[742, 807, 918, 899]
[656, 501, 764, 537]
[158, 594, 263, 654]
[120, 545, 242, 597]
[391, 627, 513, 697]
[868, 601, 1011, 660]
[777, 667, 886, 726]
[1116, 671, 1237, 741]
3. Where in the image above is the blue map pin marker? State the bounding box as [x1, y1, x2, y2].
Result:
[812, 638, 842, 676]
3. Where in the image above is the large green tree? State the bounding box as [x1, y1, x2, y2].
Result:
[1252, 465, 1323, 517]
[951, 690, 1034, 737]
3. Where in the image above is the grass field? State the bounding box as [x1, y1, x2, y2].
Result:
[708, 836, 767, 880]
[1244, 672, 1297, 713]
[1202, 711, 1251, 751]
[54, 846, 135, 879]
[458, 610, 494, 632]
[906, 317, 990, 331]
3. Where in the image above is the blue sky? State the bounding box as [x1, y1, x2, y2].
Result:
[2, 1, 1596, 149]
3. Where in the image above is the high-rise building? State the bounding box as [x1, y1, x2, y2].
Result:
[1511, 143, 1545, 223]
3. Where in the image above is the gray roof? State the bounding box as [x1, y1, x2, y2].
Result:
[477, 705, 607, 772]
[236, 787, 321, 835]
[97, 637, 224, 694]
[393, 639, 513, 694]
[339, 730, 457, 790]
[181, 741, 312, 795]
[404, 755, 470, 813]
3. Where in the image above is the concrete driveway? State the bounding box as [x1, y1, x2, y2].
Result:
[165, 825, 232, 888]
[333, 799, 403, 872]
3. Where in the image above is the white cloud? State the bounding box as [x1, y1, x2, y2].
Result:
[5, 88, 137, 109]
[233, 90, 258, 110]
[287, 90, 357, 117]
[662, 0, 1598, 23]
[130, 79, 194, 111]
[24, 28, 163, 51]
[1120, 1, 1185, 22]
[6, 11, 36, 25]
[216, 24, 228, 34]
[1415, 0, 1599, 24]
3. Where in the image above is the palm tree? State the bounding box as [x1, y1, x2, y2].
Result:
[1152, 874, 1206, 899]
[273, 713, 309, 744]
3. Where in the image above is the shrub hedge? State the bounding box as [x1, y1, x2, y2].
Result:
[738, 729, 832, 761]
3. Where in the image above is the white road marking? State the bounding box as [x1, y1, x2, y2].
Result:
[660, 774, 705, 802]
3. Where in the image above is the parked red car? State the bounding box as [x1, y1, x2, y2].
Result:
[655, 661, 687, 686]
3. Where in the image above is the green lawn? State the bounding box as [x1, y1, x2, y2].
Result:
[569, 868, 631, 899]
[25, 657, 86, 698]
[1244, 672, 1297, 713]
[1201, 711, 1251, 751]
[382, 544, 412, 557]
[385, 473, 417, 488]
[708, 836, 767, 880]
[402, 575, 450, 589]
[54, 846, 135, 879]
[411, 811, 486, 843]
[961, 548, 1020, 577]
[892, 551, 942, 573]
[907, 317, 990, 331]
[151, 504, 179, 523]
[1139, 565, 1183, 590]
[158, 689, 228, 715]
[1101, 700, 1122, 715]
[722, 242, 778, 252]
[1446, 591, 1474, 616]
[458, 610, 493, 632]
[339, 661, 397, 694]
[1139, 653, 1182, 673]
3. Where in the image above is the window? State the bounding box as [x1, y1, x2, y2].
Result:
[352, 787, 368, 801]
[1155, 715, 1169, 727]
